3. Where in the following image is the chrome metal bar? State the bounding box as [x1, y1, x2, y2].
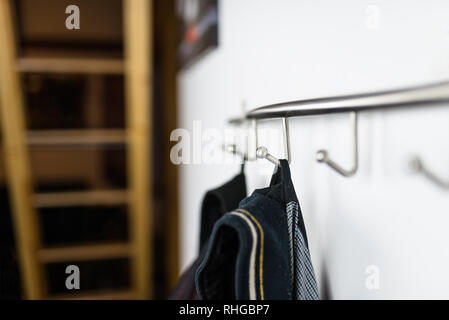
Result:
[255, 117, 292, 166]
[246, 80, 449, 120]
[228, 80, 449, 178]
[256, 146, 280, 166]
[253, 119, 258, 150]
[282, 118, 291, 164]
[248, 119, 258, 161]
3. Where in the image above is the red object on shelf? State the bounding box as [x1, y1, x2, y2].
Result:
[185, 25, 199, 44]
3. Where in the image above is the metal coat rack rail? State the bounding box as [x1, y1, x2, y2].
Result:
[227, 80, 449, 187]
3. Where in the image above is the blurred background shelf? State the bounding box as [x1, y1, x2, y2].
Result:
[27, 129, 126, 147]
[48, 289, 136, 300]
[17, 57, 124, 74]
[0, 0, 162, 300]
[37, 242, 131, 263]
[33, 189, 128, 208]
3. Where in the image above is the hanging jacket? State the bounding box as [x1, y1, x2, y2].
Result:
[195, 160, 320, 300]
[168, 170, 247, 299]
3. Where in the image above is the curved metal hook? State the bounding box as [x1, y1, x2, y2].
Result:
[255, 117, 291, 166]
[409, 157, 449, 189]
[282, 117, 291, 164]
[248, 119, 258, 161]
[256, 146, 280, 166]
[315, 111, 358, 177]
[226, 113, 253, 161]
[222, 143, 247, 161]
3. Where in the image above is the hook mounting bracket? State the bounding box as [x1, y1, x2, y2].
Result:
[255, 117, 291, 166]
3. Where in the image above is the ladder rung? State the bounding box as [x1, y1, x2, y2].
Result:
[34, 189, 128, 208]
[27, 129, 126, 147]
[48, 289, 136, 300]
[17, 57, 124, 74]
[38, 242, 131, 263]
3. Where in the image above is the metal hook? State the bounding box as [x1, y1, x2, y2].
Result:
[282, 117, 291, 164]
[255, 117, 291, 166]
[409, 157, 449, 189]
[315, 111, 358, 177]
[226, 113, 253, 161]
[248, 119, 258, 161]
[256, 146, 280, 166]
[222, 143, 247, 161]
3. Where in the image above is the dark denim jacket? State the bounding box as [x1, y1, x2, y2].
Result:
[196, 160, 320, 300]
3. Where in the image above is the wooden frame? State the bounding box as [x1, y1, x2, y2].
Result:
[0, 0, 45, 299]
[0, 0, 155, 299]
[124, 0, 153, 299]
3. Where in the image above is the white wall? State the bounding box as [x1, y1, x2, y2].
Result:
[177, 0, 449, 299]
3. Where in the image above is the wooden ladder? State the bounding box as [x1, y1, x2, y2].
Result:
[0, 0, 153, 299]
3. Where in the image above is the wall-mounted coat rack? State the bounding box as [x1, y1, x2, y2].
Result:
[227, 80, 449, 187]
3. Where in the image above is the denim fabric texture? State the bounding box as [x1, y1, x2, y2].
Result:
[196, 160, 320, 300]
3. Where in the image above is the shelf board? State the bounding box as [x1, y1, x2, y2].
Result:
[17, 57, 124, 74]
[27, 129, 126, 147]
[48, 289, 136, 300]
[38, 242, 132, 263]
[33, 189, 128, 208]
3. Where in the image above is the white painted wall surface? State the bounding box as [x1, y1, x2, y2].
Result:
[177, 0, 449, 299]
